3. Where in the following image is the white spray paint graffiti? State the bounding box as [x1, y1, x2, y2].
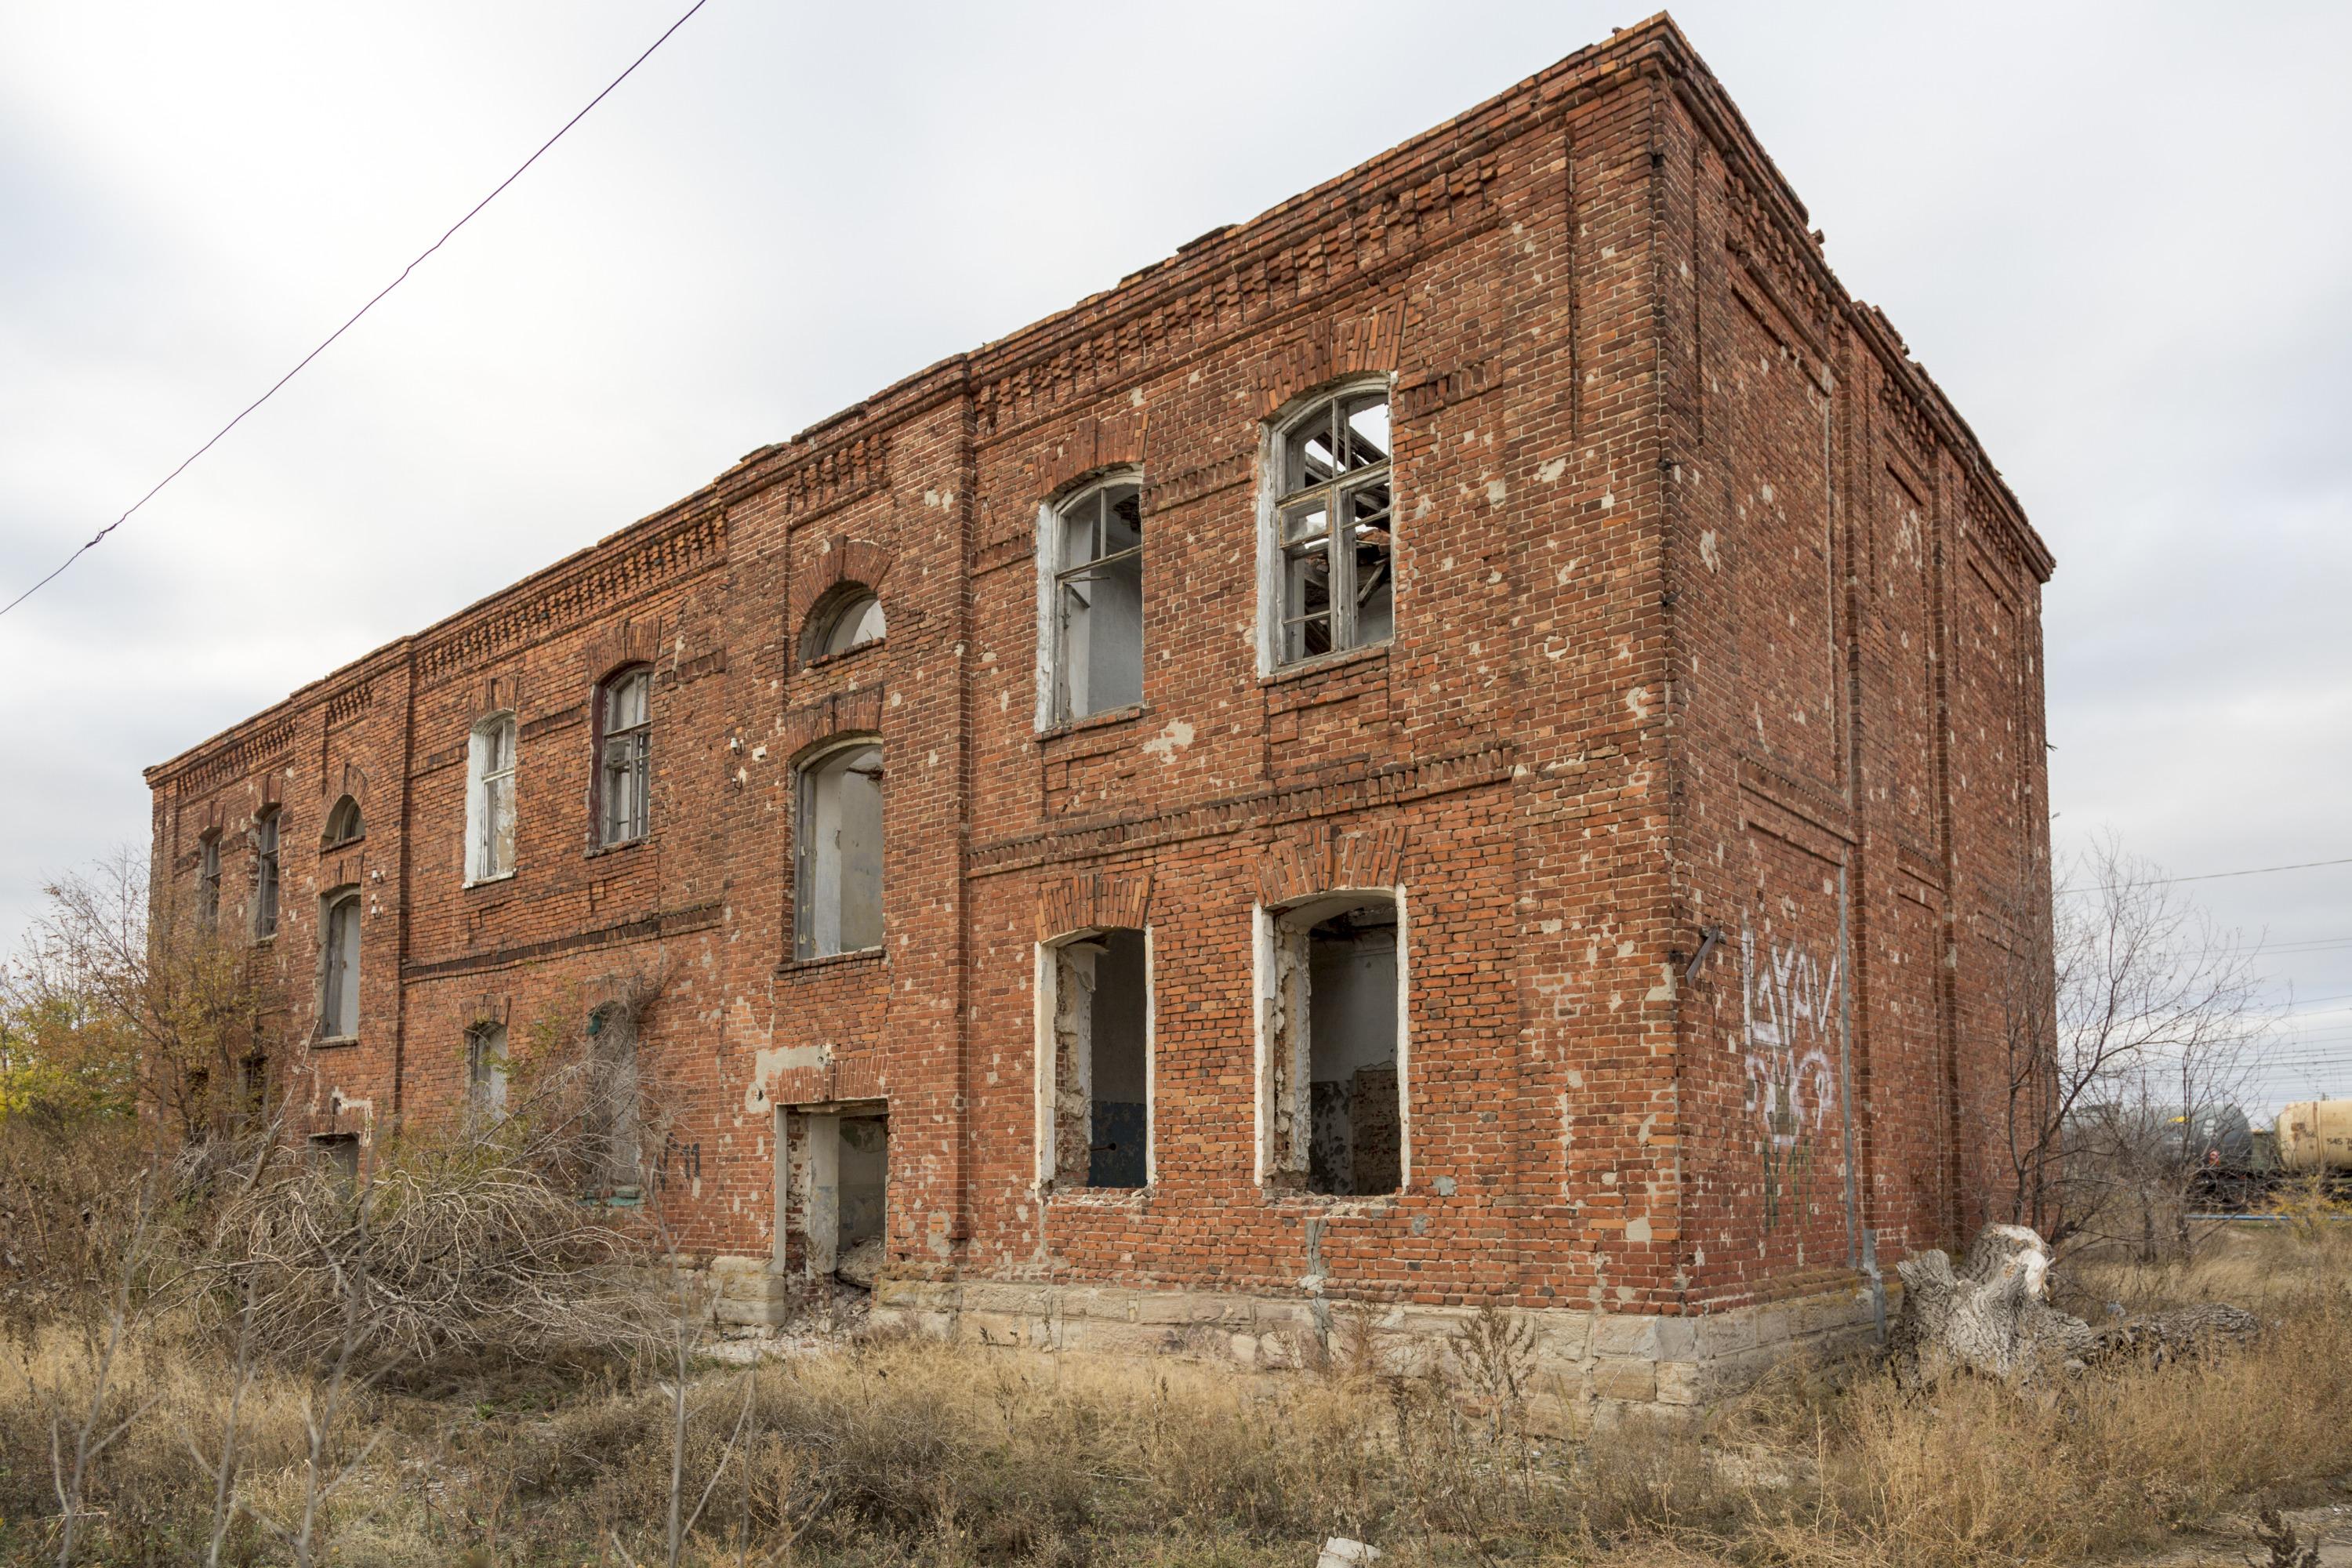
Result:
[1740, 924, 1838, 1228]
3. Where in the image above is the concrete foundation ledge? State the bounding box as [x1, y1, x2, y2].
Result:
[866, 1275, 1886, 1417]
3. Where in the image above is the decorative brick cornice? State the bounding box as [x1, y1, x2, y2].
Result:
[172, 717, 299, 799]
[415, 505, 725, 690]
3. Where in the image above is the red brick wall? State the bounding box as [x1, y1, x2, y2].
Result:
[143, 18, 2054, 1319]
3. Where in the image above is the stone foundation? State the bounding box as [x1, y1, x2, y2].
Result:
[851, 1273, 1889, 1421]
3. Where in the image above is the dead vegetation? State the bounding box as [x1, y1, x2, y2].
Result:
[0, 1222, 2341, 1566]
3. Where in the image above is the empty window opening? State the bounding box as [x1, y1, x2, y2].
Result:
[1270, 387, 1392, 665]
[1261, 895, 1403, 1196]
[467, 713, 518, 880]
[198, 833, 222, 931]
[310, 1133, 360, 1191]
[804, 587, 886, 661]
[319, 889, 361, 1042]
[597, 668, 652, 846]
[796, 740, 884, 959]
[321, 795, 365, 848]
[777, 1105, 889, 1290]
[1046, 479, 1144, 723]
[234, 1052, 267, 1126]
[252, 810, 280, 938]
[1040, 927, 1150, 1189]
[466, 1022, 509, 1122]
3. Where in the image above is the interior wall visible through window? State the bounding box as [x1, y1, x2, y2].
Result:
[1268, 386, 1392, 667]
[796, 740, 884, 959]
[1044, 478, 1144, 724]
[1038, 926, 1150, 1189]
[1258, 893, 1403, 1196]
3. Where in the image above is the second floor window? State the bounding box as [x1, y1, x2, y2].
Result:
[320, 889, 361, 1041]
[1270, 385, 1393, 666]
[253, 810, 280, 938]
[197, 833, 222, 930]
[1044, 477, 1144, 724]
[467, 713, 518, 880]
[796, 740, 884, 959]
[597, 668, 651, 847]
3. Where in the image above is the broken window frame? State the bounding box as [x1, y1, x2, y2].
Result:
[197, 832, 222, 931]
[318, 887, 361, 1043]
[594, 666, 652, 848]
[1033, 924, 1154, 1191]
[801, 586, 887, 663]
[252, 809, 280, 939]
[466, 711, 519, 883]
[1261, 381, 1395, 669]
[793, 736, 885, 960]
[1252, 887, 1410, 1195]
[1040, 474, 1145, 727]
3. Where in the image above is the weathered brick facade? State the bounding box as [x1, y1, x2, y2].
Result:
[146, 16, 2054, 1407]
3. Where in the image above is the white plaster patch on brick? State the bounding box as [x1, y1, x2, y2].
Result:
[745, 1043, 829, 1112]
[1139, 720, 1195, 763]
[1624, 685, 1651, 719]
[1537, 456, 1568, 483]
[1625, 1214, 1653, 1243]
[1700, 529, 1721, 570]
[1486, 477, 1508, 505]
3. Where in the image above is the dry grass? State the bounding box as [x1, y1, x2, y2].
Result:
[2, 1226, 2345, 1566]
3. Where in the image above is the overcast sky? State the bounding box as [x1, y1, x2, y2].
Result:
[4, 2, 2347, 1114]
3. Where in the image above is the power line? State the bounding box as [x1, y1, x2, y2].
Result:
[0, 0, 711, 622]
[2056, 853, 2352, 897]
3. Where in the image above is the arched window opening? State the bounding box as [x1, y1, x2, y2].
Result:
[252, 809, 281, 938]
[318, 888, 361, 1042]
[321, 795, 365, 849]
[466, 712, 518, 880]
[803, 587, 886, 662]
[795, 740, 884, 960]
[1268, 385, 1392, 666]
[597, 667, 652, 847]
[1043, 477, 1144, 724]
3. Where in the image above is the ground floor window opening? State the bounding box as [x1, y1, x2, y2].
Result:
[1262, 893, 1403, 1196]
[1038, 927, 1150, 1190]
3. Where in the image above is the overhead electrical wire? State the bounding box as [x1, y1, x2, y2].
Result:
[2056, 854, 2352, 896]
[0, 0, 711, 622]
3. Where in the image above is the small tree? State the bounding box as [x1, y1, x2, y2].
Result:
[1992, 830, 2264, 1254]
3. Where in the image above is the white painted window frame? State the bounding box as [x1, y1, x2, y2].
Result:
[1250, 885, 1411, 1189]
[1254, 374, 1396, 676]
[1035, 467, 1145, 731]
[1032, 924, 1156, 1190]
[793, 734, 886, 960]
[464, 710, 518, 885]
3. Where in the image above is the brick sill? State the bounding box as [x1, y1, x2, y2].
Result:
[1260, 641, 1389, 687]
[1042, 1185, 1152, 1206]
[1260, 1188, 1399, 1217]
[313, 1036, 360, 1051]
[1036, 702, 1146, 743]
[801, 637, 885, 675]
[779, 946, 885, 975]
[584, 836, 648, 862]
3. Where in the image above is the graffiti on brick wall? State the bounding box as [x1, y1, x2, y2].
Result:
[1741, 925, 1838, 1230]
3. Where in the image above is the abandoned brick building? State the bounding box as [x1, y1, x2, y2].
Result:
[145, 15, 2056, 1410]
